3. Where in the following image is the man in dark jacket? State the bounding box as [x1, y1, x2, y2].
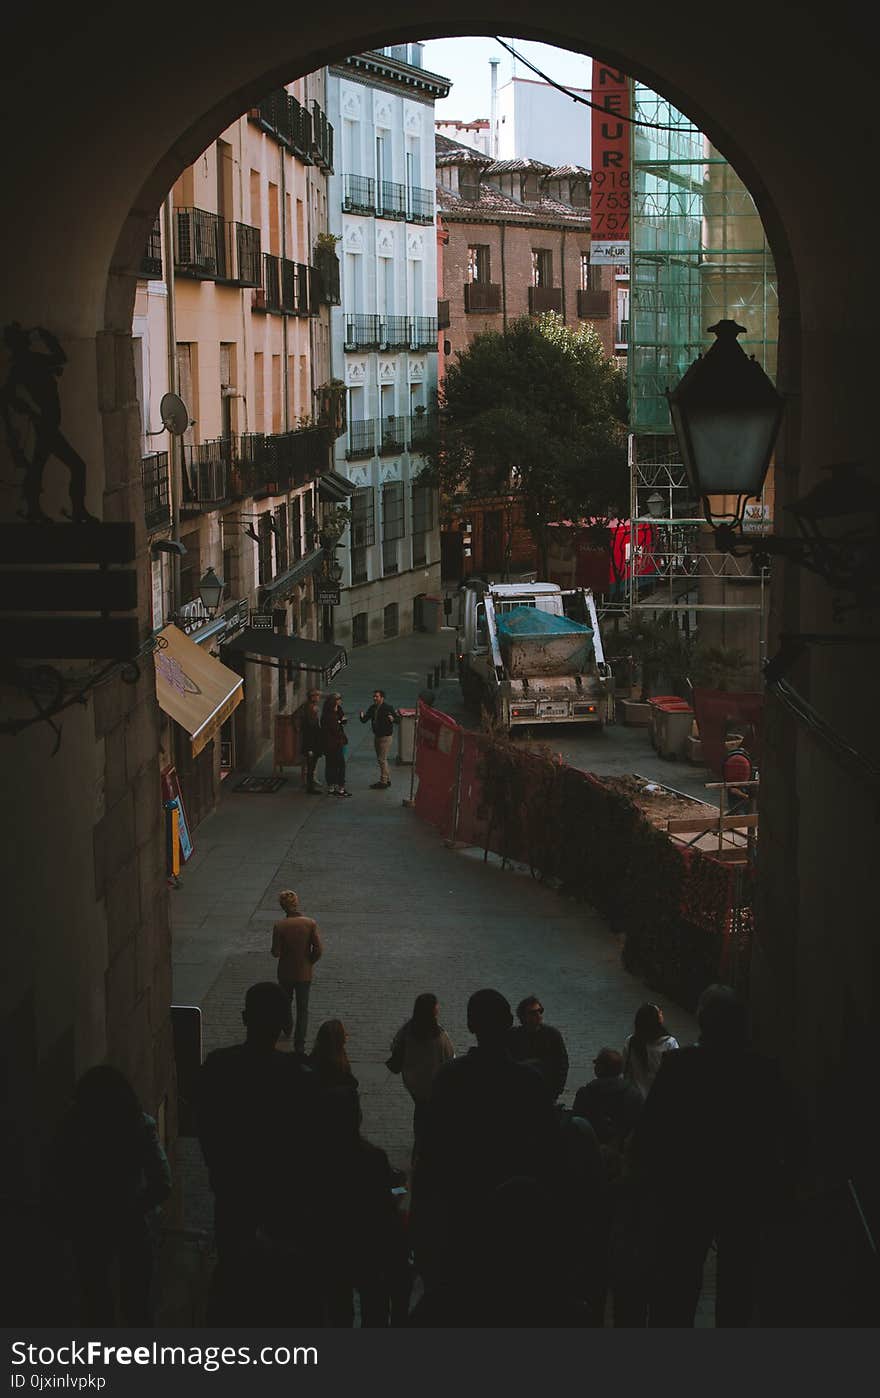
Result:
[359, 688, 399, 789]
[299, 689, 324, 794]
[573, 1047, 644, 1150]
[508, 995, 570, 1101]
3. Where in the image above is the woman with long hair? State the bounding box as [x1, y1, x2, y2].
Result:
[622, 1002, 679, 1098]
[310, 1018, 359, 1092]
[46, 1064, 172, 1324]
[321, 693, 351, 797]
[387, 993, 454, 1152]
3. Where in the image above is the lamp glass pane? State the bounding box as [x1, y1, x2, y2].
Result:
[685, 409, 774, 497]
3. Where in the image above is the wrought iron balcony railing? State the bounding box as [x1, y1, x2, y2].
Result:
[379, 416, 406, 455]
[307, 265, 321, 316]
[346, 420, 377, 460]
[343, 174, 376, 215]
[344, 313, 380, 350]
[379, 315, 410, 350]
[235, 222, 261, 287]
[254, 90, 313, 162]
[529, 285, 563, 315]
[577, 288, 611, 319]
[174, 208, 229, 279]
[409, 410, 437, 449]
[315, 250, 340, 304]
[464, 281, 501, 312]
[280, 258, 297, 314]
[616, 319, 630, 344]
[310, 102, 334, 172]
[408, 186, 434, 223]
[378, 181, 406, 219]
[140, 215, 162, 278]
[142, 450, 171, 532]
[181, 441, 231, 509]
[410, 316, 438, 350]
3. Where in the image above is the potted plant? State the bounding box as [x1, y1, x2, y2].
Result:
[617, 614, 683, 724]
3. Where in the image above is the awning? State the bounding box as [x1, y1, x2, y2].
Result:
[221, 627, 347, 683]
[154, 624, 244, 756]
[259, 547, 325, 604]
[318, 470, 356, 503]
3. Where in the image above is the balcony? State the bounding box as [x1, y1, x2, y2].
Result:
[437, 299, 450, 330]
[181, 440, 231, 510]
[346, 420, 377, 460]
[235, 222, 261, 287]
[528, 285, 563, 315]
[616, 319, 630, 345]
[410, 316, 438, 350]
[280, 258, 297, 314]
[379, 416, 406, 455]
[464, 281, 501, 313]
[379, 315, 410, 350]
[409, 409, 437, 450]
[253, 90, 313, 162]
[253, 253, 282, 312]
[266, 425, 329, 485]
[140, 215, 162, 278]
[310, 102, 334, 172]
[315, 249, 340, 304]
[577, 288, 611, 319]
[378, 180, 406, 219]
[344, 313, 380, 350]
[408, 186, 435, 223]
[142, 450, 171, 532]
[307, 265, 321, 316]
[174, 208, 229, 279]
[343, 174, 376, 215]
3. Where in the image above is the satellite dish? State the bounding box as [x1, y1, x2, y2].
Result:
[159, 392, 190, 436]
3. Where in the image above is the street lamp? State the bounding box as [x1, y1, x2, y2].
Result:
[327, 559, 344, 584]
[646, 492, 665, 519]
[198, 567, 225, 617]
[666, 320, 880, 609]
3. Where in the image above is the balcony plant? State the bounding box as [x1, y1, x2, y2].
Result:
[319, 504, 351, 550]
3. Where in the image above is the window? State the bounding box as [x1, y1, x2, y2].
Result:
[290, 496, 302, 561]
[383, 602, 399, 638]
[382, 482, 404, 576]
[352, 612, 368, 647]
[531, 249, 552, 287]
[351, 487, 374, 584]
[303, 488, 316, 551]
[275, 503, 288, 573]
[467, 244, 491, 283]
[580, 252, 598, 291]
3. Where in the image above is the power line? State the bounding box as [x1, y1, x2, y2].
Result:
[494, 38, 696, 133]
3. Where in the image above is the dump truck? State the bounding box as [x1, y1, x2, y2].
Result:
[455, 580, 610, 731]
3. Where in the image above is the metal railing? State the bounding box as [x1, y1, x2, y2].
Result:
[343, 174, 376, 215]
[410, 316, 438, 349]
[262, 254, 281, 311]
[310, 102, 334, 172]
[181, 441, 230, 508]
[140, 215, 162, 278]
[280, 258, 297, 314]
[298, 263, 314, 316]
[464, 282, 501, 312]
[142, 451, 171, 531]
[577, 288, 611, 319]
[255, 90, 313, 162]
[346, 420, 377, 460]
[344, 313, 380, 350]
[378, 181, 406, 219]
[315, 250, 340, 304]
[617, 319, 630, 344]
[174, 208, 228, 279]
[409, 410, 437, 449]
[379, 416, 406, 455]
[235, 222, 261, 286]
[408, 186, 434, 223]
[528, 285, 563, 314]
[379, 315, 410, 350]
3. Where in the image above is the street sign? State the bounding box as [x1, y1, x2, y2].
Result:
[316, 582, 341, 606]
[742, 503, 772, 534]
[250, 609, 274, 629]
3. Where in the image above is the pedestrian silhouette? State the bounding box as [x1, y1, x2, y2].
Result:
[1, 321, 96, 523]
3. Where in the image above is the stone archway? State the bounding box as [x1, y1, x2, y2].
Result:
[2, 4, 876, 1322]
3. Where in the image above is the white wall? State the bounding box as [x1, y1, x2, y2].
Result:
[497, 79, 591, 168]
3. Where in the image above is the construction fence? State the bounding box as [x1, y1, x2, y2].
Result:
[411, 700, 755, 1010]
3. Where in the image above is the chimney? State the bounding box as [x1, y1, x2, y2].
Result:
[489, 59, 500, 158]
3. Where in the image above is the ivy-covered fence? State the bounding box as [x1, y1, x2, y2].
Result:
[413, 702, 755, 1012]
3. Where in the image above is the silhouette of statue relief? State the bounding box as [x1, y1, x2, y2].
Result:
[1, 321, 97, 523]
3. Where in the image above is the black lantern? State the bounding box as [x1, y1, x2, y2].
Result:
[666, 319, 784, 529]
[198, 566, 225, 616]
[328, 559, 344, 584]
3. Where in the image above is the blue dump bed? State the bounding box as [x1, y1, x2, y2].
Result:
[494, 606, 594, 677]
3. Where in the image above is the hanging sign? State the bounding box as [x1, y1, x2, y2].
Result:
[315, 581, 341, 606]
[590, 62, 631, 265]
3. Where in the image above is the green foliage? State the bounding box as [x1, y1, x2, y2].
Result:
[433, 313, 628, 572]
[689, 642, 748, 692]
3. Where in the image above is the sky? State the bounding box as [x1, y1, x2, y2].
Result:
[419, 37, 594, 122]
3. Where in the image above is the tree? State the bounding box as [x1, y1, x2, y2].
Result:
[421, 314, 627, 576]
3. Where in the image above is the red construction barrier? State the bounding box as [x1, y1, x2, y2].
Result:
[454, 731, 491, 849]
[413, 701, 462, 839]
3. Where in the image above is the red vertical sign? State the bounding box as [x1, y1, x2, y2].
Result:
[590, 61, 631, 263]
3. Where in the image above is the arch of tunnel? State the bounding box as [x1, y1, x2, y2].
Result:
[1, 2, 875, 1314]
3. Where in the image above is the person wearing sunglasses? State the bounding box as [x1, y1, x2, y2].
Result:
[508, 995, 569, 1102]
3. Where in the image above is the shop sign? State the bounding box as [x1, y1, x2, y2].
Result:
[591, 61, 631, 265]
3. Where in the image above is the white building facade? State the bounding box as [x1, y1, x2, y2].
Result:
[326, 50, 450, 648]
[497, 77, 592, 169]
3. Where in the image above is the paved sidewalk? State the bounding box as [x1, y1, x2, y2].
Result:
[172, 628, 712, 1320]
